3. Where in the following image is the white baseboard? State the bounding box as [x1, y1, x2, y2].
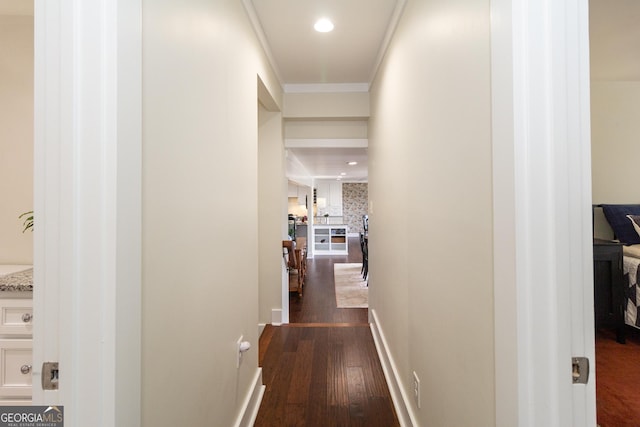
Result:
[370, 309, 418, 427]
[271, 309, 283, 326]
[258, 323, 266, 337]
[233, 368, 265, 427]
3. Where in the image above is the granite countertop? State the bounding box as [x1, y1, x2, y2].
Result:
[0, 268, 33, 292]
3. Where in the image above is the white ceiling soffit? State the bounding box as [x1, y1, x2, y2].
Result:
[286, 150, 314, 187]
[284, 138, 367, 148]
[287, 146, 368, 182]
[243, 0, 406, 87]
[590, 0, 640, 81]
[284, 139, 368, 181]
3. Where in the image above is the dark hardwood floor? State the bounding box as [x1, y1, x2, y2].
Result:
[255, 237, 399, 426]
[289, 237, 368, 324]
[596, 327, 640, 427]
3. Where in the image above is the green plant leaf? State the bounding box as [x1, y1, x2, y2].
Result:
[19, 211, 33, 233]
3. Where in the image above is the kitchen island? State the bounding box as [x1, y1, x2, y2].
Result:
[313, 224, 348, 255]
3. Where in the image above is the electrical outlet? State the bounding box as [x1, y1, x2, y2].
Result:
[236, 335, 243, 368]
[412, 371, 421, 408]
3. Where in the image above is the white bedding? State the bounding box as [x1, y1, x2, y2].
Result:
[623, 244, 640, 259]
[0, 265, 32, 276]
[623, 246, 640, 328]
[623, 256, 640, 328]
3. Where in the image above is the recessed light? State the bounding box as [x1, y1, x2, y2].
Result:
[347, 161, 358, 166]
[340, 172, 347, 176]
[314, 18, 334, 33]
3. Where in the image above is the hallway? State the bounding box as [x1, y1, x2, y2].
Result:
[255, 237, 400, 426]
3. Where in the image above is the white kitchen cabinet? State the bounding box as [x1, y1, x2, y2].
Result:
[315, 180, 343, 216]
[315, 181, 329, 206]
[288, 182, 298, 197]
[0, 296, 32, 404]
[329, 181, 342, 210]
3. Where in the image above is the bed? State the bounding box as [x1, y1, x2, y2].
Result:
[0, 265, 33, 292]
[597, 204, 640, 332]
[623, 248, 640, 328]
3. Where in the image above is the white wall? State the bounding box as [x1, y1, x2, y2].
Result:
[0, 16, 33, 264]
[284, 119, 368, 139]
[591, 82, 640, 237]
[591, 82, 640, 203]
[368, 0, 495, 425]
[141, 1, 281, 425]
[283, 91, 369, 119]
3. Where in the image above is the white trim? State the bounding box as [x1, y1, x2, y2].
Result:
[284, 138, 368, 148]
[368, 0, 407, 86]
[33, 0, 142, 424]
[490, 0, 518, 424]
[233, 368, 266, 427]
[280, 259, 289, 325]
[241, 0, 284, 87]
[284, 83, 369, 93]
[369, 309, 417, 427]
[271, 308, 283, 326]
[491, 0, 595, 426]
[114, 1, 143, 424]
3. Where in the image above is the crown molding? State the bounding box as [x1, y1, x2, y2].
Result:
[368, 0, 407, 85]
[241, 0, 284, 87]
[243, 0, 407, 93]
[284, 138, 368, 148]
[283, 83, 370, 94]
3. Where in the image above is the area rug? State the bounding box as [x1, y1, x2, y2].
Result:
[334, 263, 368, 308]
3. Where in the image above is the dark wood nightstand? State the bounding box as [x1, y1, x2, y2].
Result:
[593, 239, 625, 343]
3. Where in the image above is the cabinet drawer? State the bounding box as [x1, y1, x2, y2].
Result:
[0, 300, 33, 336]
[0, 340, 32, 399]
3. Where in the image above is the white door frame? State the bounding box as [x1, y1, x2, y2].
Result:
[33, 0, 142, 425]
[492, 0, 595, 426]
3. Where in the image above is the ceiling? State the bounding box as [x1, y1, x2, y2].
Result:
[288, 146, 368, 182]
[247, 0, 403, 183]
[249, 0, 399, 85]
[246, 0, 640, 86]
[4, 1, 639, 182]
[249, 0, 640, 183]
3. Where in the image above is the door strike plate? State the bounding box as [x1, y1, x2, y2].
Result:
[572, 357, 589, 384]
[42, 362, 59, 390]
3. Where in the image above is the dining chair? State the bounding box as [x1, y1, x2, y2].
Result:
[359, 232, 368, 280]
[282, 240, 306, 296]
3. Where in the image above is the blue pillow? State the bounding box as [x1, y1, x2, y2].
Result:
[601, 204, 640, 245]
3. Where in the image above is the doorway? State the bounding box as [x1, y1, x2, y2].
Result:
[589, 1, 640, 424]
[0, 4, 34, 406]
